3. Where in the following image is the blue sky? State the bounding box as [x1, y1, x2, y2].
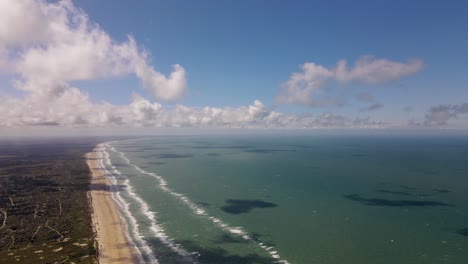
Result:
[1, 0, 467, 131]
[74, 0, 468, 111]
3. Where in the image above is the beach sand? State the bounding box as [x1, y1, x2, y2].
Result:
[87, 149, 138, 264]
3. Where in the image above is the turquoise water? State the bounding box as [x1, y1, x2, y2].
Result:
[100, 135, 468, 264]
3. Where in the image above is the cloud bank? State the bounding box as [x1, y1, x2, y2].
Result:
[1, 0, 460, 130]
[0, 0, 186, 100]
[276, 56, 423, 106]
[0, 0, 390, 130]
[422, 103, 468, 126]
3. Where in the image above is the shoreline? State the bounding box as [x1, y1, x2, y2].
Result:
[86, 145, 139, 264]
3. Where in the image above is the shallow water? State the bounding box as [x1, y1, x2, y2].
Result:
[100, 135, 468, 264]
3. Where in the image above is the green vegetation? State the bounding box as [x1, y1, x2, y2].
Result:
[0, 139, 101, 263]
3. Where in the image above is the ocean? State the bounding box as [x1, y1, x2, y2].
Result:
[96, 135, 468, 264]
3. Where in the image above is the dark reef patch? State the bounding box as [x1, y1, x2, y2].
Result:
[344, 194, 454, 207]
[145, 161, 167, 166]
[457, 228, 468, 237]
[221, 199, 277, 214]
[214, 234, 245, 244]
[178, 240, 274, 264]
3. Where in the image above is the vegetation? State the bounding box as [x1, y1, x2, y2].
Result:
[0, 138, 105, 263]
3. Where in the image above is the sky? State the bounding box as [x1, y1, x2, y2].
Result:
[0, 0, 467, 134]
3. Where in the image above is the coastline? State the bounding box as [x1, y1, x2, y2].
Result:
[86, 146, 139, 264]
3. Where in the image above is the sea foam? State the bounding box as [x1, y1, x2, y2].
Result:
[98, 144, 194, 264]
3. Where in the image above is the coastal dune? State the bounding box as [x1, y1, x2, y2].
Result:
[87, 148, 138, 264]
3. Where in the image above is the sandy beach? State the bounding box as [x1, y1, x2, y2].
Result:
[87, 148, 138, 264]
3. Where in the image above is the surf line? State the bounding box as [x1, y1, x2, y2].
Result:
[108, 142, 291, 264]
[98, 144, 195, 263]
[96, 145, 157, 264]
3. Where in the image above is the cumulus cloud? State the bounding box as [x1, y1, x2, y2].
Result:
[0, 0, 389, 130]
[423, 103, 468, 126]
[277, 56, 423, 106]
[0, 89, 386, 129]
[0, 0, 186, 100]
[334, 56, 423, 84]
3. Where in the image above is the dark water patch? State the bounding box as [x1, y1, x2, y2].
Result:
[418, 193, 435, 198]
[433, 188, 450, 193]
[457, 228, 468, 237]
[221, 199, 278, 214]
[153, 154, 193, 159]
[193, 145, 253, 150]
[142, 147, 170, 150]
[398, 184, 417, 190]
[244, 149, 295, 154]
[145, 161, 167, 166]
[214, 234, 245, 244]
[207, 153, 220, 157]
[179, 240, 274, 264]
[376, 189, 411, 196]
[288, 144, 317, 149]
[344, 194, 454, 207]
[145, 238, 194, 264]
[197, 202, 210, 207]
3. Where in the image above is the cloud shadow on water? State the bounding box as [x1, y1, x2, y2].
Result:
[221, 199, 277, 214]
[344, 194, 454, 207]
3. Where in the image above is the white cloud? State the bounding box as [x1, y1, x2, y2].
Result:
[277, 56, 423, 106]
[276, 62, 333, 105]
[0, 0, 391, 130]
[335, 56, 423, 84]
[0, 88, 386, 129]
[0, 0, 187, 100]
[135, 63, 187, 101]
[422, 103, 468, 126]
